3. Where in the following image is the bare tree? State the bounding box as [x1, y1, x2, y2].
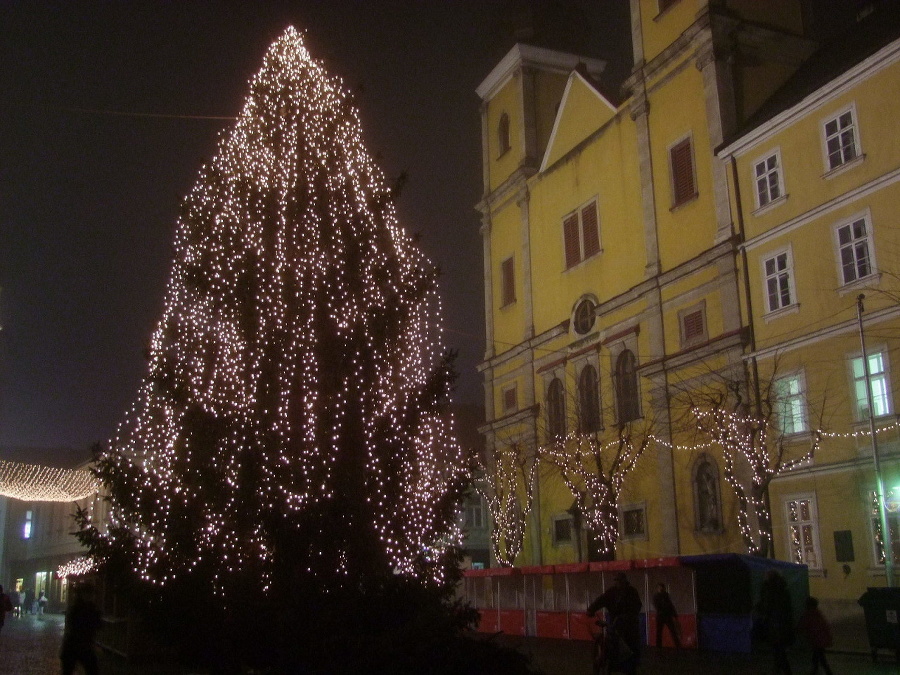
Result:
[539, 421, 653, 558]
[474, 438, 538, 567]
[675, 360, 825, 556]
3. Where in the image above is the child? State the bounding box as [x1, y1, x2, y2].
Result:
[797, 596, 833, 675]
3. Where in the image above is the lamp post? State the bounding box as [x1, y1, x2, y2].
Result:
[856, 294, 895, 587]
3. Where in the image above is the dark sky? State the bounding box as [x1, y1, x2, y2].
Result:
[0, 1, 630, 452]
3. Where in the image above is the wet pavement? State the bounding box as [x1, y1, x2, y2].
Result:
[2, 611, 898, 674]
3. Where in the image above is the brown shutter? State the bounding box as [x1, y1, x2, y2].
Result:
[563, 213, 580, 268]
[581, 202, 600, 258]
[503, 386, 518, 413]
[670, 138, 695, 206]
[682, 309, 704, 342]
[501, 257, 515, 306]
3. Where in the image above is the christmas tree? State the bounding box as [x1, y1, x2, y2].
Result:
[86, 26, 468, 617]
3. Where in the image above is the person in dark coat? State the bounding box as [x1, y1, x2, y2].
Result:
[0, 585, 12, 637]
[60, 584, 103, 675]
[652, 582, 681, 648]
[587, 572, 643, 675]
[755, 569, 795, 675]
[797, 596, 833, 675]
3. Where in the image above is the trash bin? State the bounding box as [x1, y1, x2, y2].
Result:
[858, 587, 900, 663]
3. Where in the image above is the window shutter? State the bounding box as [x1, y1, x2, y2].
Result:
[563, 214, 580, 268]
[581, 202, 601, 258]
[682, 309, 704, 342]
[670, 138, 695, 206]
[503, 386, 517, 413]
[501, 257, 515, 306]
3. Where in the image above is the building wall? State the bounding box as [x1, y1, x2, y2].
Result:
[476, 0, 852, 573]
[721, 33, 900, 611]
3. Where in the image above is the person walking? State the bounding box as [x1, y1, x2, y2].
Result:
[755, 569, 795, 675]
[798, 596, 834, 675]
[652, 582, 681, 648]
[37, 590, 48, 616]
[587, 572, 643, 675]
[8, 587, 21, 618]
[60, 584, 103, 675]
[23, 588, 34, 615]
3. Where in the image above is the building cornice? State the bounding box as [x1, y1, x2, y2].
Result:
[476, 43, 606, 101]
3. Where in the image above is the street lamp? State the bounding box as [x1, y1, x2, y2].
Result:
[856, 294, 895, 587]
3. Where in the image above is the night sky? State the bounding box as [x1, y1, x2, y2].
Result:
[0, 1, 630, 453]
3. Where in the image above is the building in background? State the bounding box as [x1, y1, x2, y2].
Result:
[0, 447, 98, 613]
[475, 0, 900, 624]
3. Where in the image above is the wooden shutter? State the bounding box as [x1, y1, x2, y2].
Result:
[563, 213, 581, 268]
[501, 257, 515, 306]
[670, 138, 695, 206]
[682, 309, 705, 343]
[581, 202, 601, 258]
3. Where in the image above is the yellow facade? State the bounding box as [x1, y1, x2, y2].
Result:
[720, 28, 900, 619]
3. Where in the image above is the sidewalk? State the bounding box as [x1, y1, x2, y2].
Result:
[0, 613, 187, 675]
[2, 612, 897, 674]
[496, 633, 900, 674]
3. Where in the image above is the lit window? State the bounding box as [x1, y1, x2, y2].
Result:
[763, 250, 794, 312]
[870, 491, 900, 567]
[774, 374, 807, 435]
[670, 137, 696, 207]
[785, 495, 821, 568]
[852, 351, 891, 419]
[836, 218, 873, 285]
[500, 256, 515, 307]
[754, 153, 782, 207]
[563, 200, 601, 269]
[23, 510, 33, 539]
[824, 109, 859, 171]
[462, 493, 486, 530]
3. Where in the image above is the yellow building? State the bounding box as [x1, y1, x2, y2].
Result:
[476, 0, 900, 633]
[718, 8, 900, 622]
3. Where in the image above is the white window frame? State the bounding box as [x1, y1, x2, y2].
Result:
[761, 247, 798, 315]
[752, 149, 786, 211]
[833, 212, 877, 288]
[850, 347, 892, 421]
[783, 493, 822, 569]
[774, 371, 808, 436]
[821, 104, 862, 174]
[620, 502, 648, 541]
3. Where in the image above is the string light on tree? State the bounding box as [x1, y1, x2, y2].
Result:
[81, 27, 467, 599]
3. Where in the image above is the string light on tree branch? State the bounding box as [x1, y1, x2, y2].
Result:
[87, 26, 467, 596]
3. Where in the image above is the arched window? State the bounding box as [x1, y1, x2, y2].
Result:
[578, 365, 602, 434]
[498, 113, 510, 155]
[614, 349, 640, 424]
[693, 456, 722, 533]
[547, 377, 566, 441]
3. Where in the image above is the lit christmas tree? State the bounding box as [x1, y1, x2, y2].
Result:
[85, 27, 468, 612]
